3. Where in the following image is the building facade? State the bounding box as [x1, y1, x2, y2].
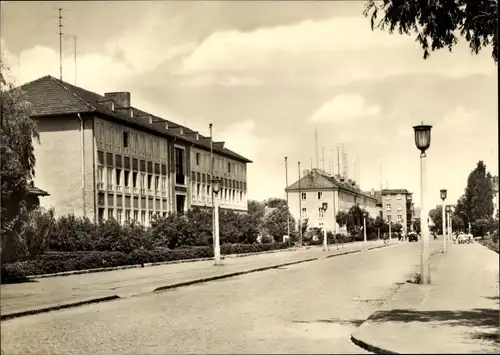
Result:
[380, 189, 413, 233]
[21, 76, 251, 225]
[285, 169, 379, 234]
[491, 176, 499, 217]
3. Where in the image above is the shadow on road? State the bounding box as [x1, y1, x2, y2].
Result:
[1, 276, 38, 285]
[369, 307, 500, 345]
[292, 318, 365, 327]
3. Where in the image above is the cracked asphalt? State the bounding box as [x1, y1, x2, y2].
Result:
[1, 243, 424, 354]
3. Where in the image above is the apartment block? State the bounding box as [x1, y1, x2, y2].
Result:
[285, 169, 379, 234]
[20, 76, 251, 225]
[380, 189, 413, 233]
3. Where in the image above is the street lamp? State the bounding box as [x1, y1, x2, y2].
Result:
[211, 177, 222, 265]
[413, 122, 433, 284]
[322, 202, 328, 251]
[363, 211, 368, 243]
[440, 189, 447, 253]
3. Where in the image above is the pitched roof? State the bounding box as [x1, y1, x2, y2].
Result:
[382, 189, 411, 195]
[286, 169, 377, 201]
[18, 76, 252, 163]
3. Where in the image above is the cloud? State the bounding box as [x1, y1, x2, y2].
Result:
[311, 94, 381, 123]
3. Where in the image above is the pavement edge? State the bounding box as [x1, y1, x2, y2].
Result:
[0, 295, 121, 321]
[153, 257, 319, 292]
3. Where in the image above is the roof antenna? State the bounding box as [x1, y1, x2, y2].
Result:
[58, 8, 63, 80]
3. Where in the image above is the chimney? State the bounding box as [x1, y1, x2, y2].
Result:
[104, 92, 130, 109]
[96, 99, 115, 111]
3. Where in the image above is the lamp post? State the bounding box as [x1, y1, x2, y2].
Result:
[446, 205, 451, 243]
[388, 217, 392, 241]
[440, 189, 447, 253]
[413, 122, 433, 284]
[211, 177, 221, 265]
[448, 205, 453, 240]
[363, 211, 368, 243]
[322, 202, 328, 251]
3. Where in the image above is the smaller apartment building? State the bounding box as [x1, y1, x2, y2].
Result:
[285, 169, 379, 233]
[381, 189, 413, 233]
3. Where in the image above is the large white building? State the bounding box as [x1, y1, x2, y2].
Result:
[285, 169, 379, 233]
[20, 75, 252, 225]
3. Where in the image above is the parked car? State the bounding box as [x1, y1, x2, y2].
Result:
[408, 232, 419, 242]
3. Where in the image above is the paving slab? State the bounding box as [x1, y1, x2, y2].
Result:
[352, 241, 500, 354]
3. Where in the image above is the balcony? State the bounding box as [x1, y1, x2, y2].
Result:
[116, 185, 122, 192]
[97, 182, 104, 191]
[107, 184, 113, 191]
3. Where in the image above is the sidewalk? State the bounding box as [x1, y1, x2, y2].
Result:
[1, 240, 393, 320]
[351, 241, 500, 354]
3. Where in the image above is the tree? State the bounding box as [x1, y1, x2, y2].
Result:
[262, 205, 296, 242]
[1, 61, 39, 262]
[413, 218, 421, 233]
[364, 0, 498, 62]
[455, 194, 469, 231]
[264, 197, 287, 209]
[428, 205, 444, 234]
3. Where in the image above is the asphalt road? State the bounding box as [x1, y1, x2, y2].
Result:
[1, 242, 427, 355]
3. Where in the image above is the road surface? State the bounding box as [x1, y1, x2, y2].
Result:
[1, 242, 430, 354]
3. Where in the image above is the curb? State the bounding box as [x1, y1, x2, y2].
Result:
[153, 257, 318, 292]
[23, 247, 300, 280]
[0, 295, 120, 321]
[350, 334, 398, 354]
[367, 243, 397, 251]
[325, 249, 361, 258]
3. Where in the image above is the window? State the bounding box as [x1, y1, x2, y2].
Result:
[397, 204, 402, 211]
[132, 172, 138, 188]
[301, 192, 307, 200]
[155, 176, 160, 191]
[140, 173, 145, 189]
[196, 152, 200, 165]
[207, 185, 211, 196]
[197, 183, 201, 196]
[224, 188, 228, 200]
[97, 166, 104, 183]
[161, 177, 166, 192]
[397, 214, 403, 221]
[240, 191, 243, 201]
[148, 211, 153, 223]
[124, 170, 130, 187]
[133, 210, 138, 221]
[301, 208, 307, 218]
[227, 162, 231, 173]
[108, 209, 114, 219]
[396, 195, 402, 200]
[107, 168, 113, 187]
[115, 168, 122, 186]
[232, 190, 235, 201]
[175, 147, 185, 184]
[318, 192, 322, 199]
[386, 195, 391, 200]
[125, 210, 131, 222]
[318, 208, 324, 218]
[147, 174, 153, 190]
[123, 131, 129, 148]
[117, 209, 123, 224]
[162, 212, 168, 217]
[98, 208, 105, 221]
[387, 204, 391, 210]
[141, 211, 146, 224]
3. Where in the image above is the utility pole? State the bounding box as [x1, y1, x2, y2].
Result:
[73, 35, 77, 85]
[315, 128, 319, 169]
[298, 161, 302, 246]
[209, 123, 214, 246]
[285, 157, 290, 238]
[322, 146, 325, 171]
[337, 146, 341, 175]
[59, 8, 63, 81]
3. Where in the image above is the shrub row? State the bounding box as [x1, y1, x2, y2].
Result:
[1, 242, 293, 280]
[477, 236, 499, 254]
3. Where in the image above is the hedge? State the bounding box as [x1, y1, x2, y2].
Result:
[1, 242, 293, 281]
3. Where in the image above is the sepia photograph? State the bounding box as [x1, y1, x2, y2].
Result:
[0, 0, 498, 354]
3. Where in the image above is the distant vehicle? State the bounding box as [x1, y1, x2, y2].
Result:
[408, 232, 418, 242]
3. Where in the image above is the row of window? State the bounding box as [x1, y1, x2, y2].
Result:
[387, 214, 404, 221]
[97, 208, 167, 225]
[191, 171, 247, 191]
[191, 181, 245, 203]
[192, 151, 247, 179]
[385, 195, 403, 200]
[97, 166, 168, 194]
[386, 204, 404, 211]
[299, 191, 376, 207]
[95, 123, 168, 161]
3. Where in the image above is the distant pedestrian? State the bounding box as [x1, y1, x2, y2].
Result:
[383, 233, 389, 244]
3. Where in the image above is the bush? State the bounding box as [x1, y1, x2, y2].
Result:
[1, 242, 293, 280]
[48, 214, 95, 251]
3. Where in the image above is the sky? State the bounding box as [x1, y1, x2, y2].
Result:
[1, 0, 498, 209]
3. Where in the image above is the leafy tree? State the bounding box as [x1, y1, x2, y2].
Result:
[464, 161, 495, 236]
[413, 218, 421, 233]
[364, 0, 498, 62]
[264, 197, 287, 209]
[374, 216, 389, 234]
[336, 211, 349, 230]
[428, 205, 445, 234]
[454, 194, 470, 231]
[1, 62, 39, 262]
[262, 205, 296, 241]
[392, 222, 403, 234]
